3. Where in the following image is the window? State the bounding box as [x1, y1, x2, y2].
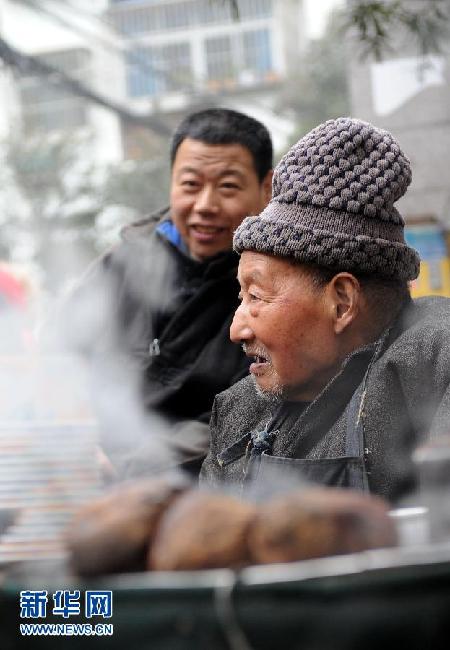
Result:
[239, 0, 272, 19]
[110, 1, 194, 35]
[126, 42, 192, 97]
[205, 36, 234, 82]
[111, 0, 275, 97]
[243, 28, 271, 74]
[108, 0, 273, 35]
[196, 0, 233, 25]
[19, 49, 90, 135]
[205, 28, 272, 86]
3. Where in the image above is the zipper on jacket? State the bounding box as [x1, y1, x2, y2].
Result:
[149, 338, 160, 357]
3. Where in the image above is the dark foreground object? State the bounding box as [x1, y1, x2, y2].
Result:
[1, 544, 450, 650]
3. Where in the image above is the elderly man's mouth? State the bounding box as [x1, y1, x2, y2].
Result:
[249, 354, 270, 375]
[242, 345, 271, 374]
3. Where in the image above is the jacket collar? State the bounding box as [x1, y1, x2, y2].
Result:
[121, 209, 239, 280]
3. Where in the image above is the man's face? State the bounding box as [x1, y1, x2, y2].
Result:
[170, 138, 272, 261]
[230, 252, 342, 402]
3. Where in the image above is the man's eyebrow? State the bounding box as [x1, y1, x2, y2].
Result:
[237, 269, 264, 284]
[217, 169, 246, 180]
[177, 166, 246, 179]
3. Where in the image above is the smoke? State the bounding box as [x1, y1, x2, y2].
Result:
[0, 234, 184, 568]
[0, 306, 101, 564]
[56, 233, 182, 480]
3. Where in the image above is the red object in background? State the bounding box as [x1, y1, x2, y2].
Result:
[0, 268, 26, 309]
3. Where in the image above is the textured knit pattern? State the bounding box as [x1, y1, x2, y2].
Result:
[234, 117, 420, 281]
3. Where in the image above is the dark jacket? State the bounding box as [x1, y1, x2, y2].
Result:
[200, 297, 450, 503]
[66, 210, 248, 473]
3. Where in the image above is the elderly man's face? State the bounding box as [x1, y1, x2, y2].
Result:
[230, 252, 342, 402]
[170, 138, 272, 261]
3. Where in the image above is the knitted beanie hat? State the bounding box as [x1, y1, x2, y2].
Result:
[234, 117, 420, 281]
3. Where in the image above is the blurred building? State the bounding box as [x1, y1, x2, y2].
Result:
[348, 32, 450, 297]
[107, 0, 301, 155]
[0, 0, 312, 159]
[109, 0, 281, 101]
[0, 0, 124, 164]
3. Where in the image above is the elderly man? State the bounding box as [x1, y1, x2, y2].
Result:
[200, 116, 450, 503]
[66, 108, 273, 474]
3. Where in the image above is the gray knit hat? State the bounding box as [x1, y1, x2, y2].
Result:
[234, 117, 420, 281]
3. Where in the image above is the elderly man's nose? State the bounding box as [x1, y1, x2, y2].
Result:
[230, 305, 253, 343]
[194, 186, 219, 214]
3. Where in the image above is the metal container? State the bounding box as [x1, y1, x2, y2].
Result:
[414, 435, 450, 543]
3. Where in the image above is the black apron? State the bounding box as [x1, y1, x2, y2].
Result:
[217, 381, 370, 495]
[252, 382, 370, 492]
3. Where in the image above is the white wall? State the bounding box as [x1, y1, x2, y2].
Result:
[0, 0, 124, 164]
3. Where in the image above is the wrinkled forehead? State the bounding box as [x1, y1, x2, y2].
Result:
[237, 251, 296, 285]
[237, 251, 328, 292]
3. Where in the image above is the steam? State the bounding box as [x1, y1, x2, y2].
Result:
[0, 313, 101, 564]
[58, 232, 180, 478]
[0, 236, 184, 567]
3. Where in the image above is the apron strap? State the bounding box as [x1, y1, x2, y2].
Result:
[345, 326, 392, 490]
[345, 382, 365, 458]
[345, 380, 370, 490]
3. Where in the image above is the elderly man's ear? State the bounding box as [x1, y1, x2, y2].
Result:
[327, 273, 362, 335]
[262, 170, 273, 203]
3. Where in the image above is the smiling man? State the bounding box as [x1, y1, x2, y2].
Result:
[67, 108, 273, 475]
[200, 117, 450, 503]
[170, 136, 270, 261]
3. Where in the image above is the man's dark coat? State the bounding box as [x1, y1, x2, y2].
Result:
[67, 211, 248, 472]
[200, 297, 450, 502]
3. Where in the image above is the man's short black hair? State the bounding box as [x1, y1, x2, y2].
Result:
[170, 108, 273, 182]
